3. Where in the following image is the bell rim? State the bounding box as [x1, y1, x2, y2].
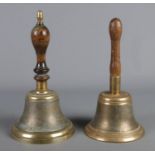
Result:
[11, 121, 75, 144]
[84, 122, 144, 143]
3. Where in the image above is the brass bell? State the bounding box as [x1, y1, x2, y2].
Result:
[84, 18, 144, 142]
[11, 10, 75, 144]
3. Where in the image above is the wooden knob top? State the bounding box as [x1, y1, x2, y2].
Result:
[31, 10, 50, 75]
[109, 18, 122, 41]
[109, 18, 122, 76]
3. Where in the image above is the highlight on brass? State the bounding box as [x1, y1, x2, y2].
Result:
[84, 18, 144, 143]
[11, 10, 75, 144]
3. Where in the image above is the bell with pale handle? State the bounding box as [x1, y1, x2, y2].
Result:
[84, 18, 144, 143]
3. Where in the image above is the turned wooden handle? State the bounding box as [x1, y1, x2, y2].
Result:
[31, 10, 50, 75]
[109, 18, 122, 76]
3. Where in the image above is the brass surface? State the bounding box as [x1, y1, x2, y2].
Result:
[11, 89, 75, 144]
[36, 80, 48, 92]
[37, 10, 43, 25]
[85, 91, 144, 142]
[110, 76, 120, 95]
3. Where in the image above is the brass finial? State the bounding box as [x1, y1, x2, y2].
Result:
[37, 10, 43, 24]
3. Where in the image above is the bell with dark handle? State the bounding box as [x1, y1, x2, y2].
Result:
[11, 10, 75, 144]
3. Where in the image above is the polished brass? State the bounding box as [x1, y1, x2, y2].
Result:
[37, 10, 43, 24]
[11, 10, 75, 144]
[84, 18, 144, 143]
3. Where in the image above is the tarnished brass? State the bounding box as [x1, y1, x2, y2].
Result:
[84, 18, 144, 143]
[11, 10, 75, 144]
[110, 76, 120, 95]
[11, 90, 74, 144]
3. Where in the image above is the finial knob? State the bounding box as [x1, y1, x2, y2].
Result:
[31, 10, 50, 75]
[109, 18, 122, 41]
[37, 10, 43, 25]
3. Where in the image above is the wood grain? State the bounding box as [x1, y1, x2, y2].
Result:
[31, 13, 50, 75]
[109, 18, 122, 76]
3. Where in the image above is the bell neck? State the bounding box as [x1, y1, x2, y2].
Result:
[36, 80, 48, 92]
[110, 75, 121, 95]
[34, 75, 49, 92]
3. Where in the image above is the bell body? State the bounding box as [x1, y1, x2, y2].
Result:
[11, 89, 75, 144]
[85, 91, 144, 142]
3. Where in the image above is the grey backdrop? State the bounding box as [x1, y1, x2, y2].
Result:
[0, 3, 154, 150]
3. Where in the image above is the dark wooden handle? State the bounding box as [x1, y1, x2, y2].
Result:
[31, 10, 50, 75]
[109, 18, 122, 76]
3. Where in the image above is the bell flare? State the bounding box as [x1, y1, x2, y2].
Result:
[84, 91, 144, 143]
[11, 90, 75, 144]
